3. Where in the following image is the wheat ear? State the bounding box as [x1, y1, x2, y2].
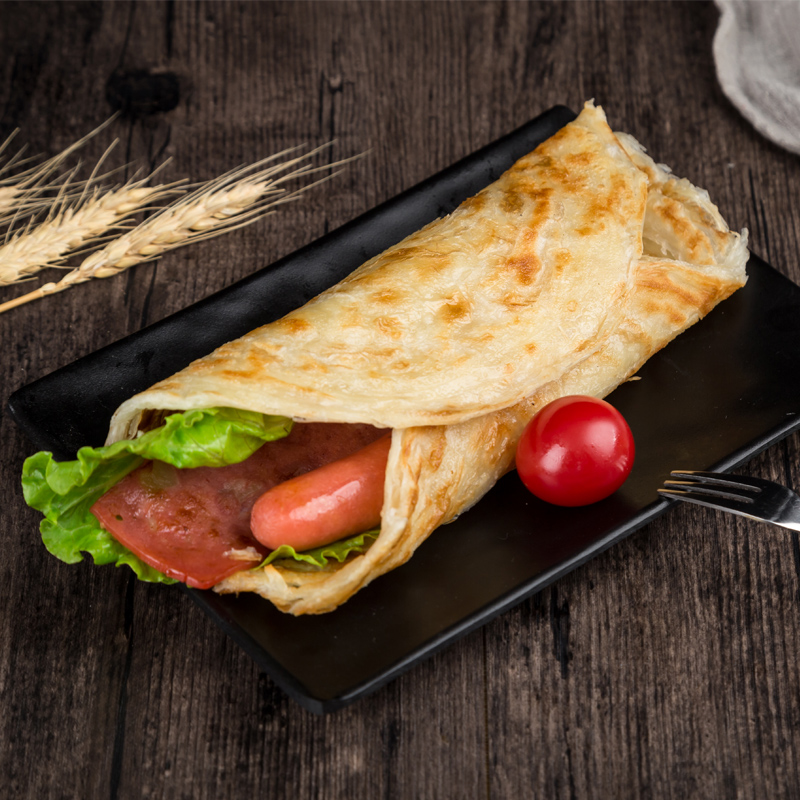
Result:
[0, 146, 353, 314]
[0, 116, 118, 225]
[0, 132, 182, 285]
[0, 176, 183, 286]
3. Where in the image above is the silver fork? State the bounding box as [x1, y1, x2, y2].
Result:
[658, 470, 800, 532]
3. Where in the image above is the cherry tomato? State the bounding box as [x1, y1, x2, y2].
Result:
[515, 395, 635, 507]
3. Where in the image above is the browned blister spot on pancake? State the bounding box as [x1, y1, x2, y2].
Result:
[272, 317, 313, 336]
[539, 163, 576, 190]
[639, 294, 689, 329]
[638, 267, 700, 301]
[371, 288, 402, 305]
[612, 172, 640, 216]
[514, 190, 553, 256]
[366, 347, 400, 359]
[247, 348, 273, 367]
[461, 193, 487, 215]
[523, 129, 599, 192]
[428, 485, 454, 525]
[637, 265, 726, 326]
[439, 295, 472, 323]
[374, 316, 403, 338]
[506, 254, 542, 286]
[478, 410, 519, 460]
[564, 150, 595, 169]
[575, 338, 597, 354]
[297, 355, 331, 375]
[500, 291, 532, 310]
[519, 185, 554, 206]
[213, 349, 280, 381]
[218, 369, 252, 381]
[554, 248, 572, 275]
[584, 174, 635, 224]
[655, 196, 715, 264]
[501, 189, 524, 215]
[511, 152, 554, 174]
[424, 426, 448, 471]
[479, 415, 504, 453]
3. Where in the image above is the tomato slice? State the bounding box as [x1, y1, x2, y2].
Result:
[91, 422, 385, 589]
[515, 396, 635, 507]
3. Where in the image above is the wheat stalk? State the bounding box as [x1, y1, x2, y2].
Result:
[0, 145, 352, 315]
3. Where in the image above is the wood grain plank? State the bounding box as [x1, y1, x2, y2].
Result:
[3, 2, 800, 798]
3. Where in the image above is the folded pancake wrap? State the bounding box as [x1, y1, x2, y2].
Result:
[107, 102, 748, 614]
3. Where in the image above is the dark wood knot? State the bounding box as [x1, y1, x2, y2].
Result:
[105, 69, 180, 118]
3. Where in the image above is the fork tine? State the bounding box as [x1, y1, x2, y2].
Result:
[668, 470, 768, 492]
[661, 481, 757, 504]
[658, 486, 764, 518]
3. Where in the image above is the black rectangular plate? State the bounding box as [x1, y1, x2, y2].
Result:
[9, 106, 800, 714]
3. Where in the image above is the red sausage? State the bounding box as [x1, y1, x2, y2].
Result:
[251, 433, 391, 551]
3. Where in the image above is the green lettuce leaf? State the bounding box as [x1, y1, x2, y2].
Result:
[261, 530, 380, 572]
[22, 408, 294, 583]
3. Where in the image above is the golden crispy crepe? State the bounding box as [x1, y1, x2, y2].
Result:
[110, 102, 648, 435]
[106, 102, 748, 614]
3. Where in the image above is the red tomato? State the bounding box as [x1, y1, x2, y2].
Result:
[515, 396, 635, 507]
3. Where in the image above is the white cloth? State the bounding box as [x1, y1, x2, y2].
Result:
[714, 0, 800, 155]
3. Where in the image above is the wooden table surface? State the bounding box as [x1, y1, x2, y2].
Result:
[3, 2, 800, 797]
